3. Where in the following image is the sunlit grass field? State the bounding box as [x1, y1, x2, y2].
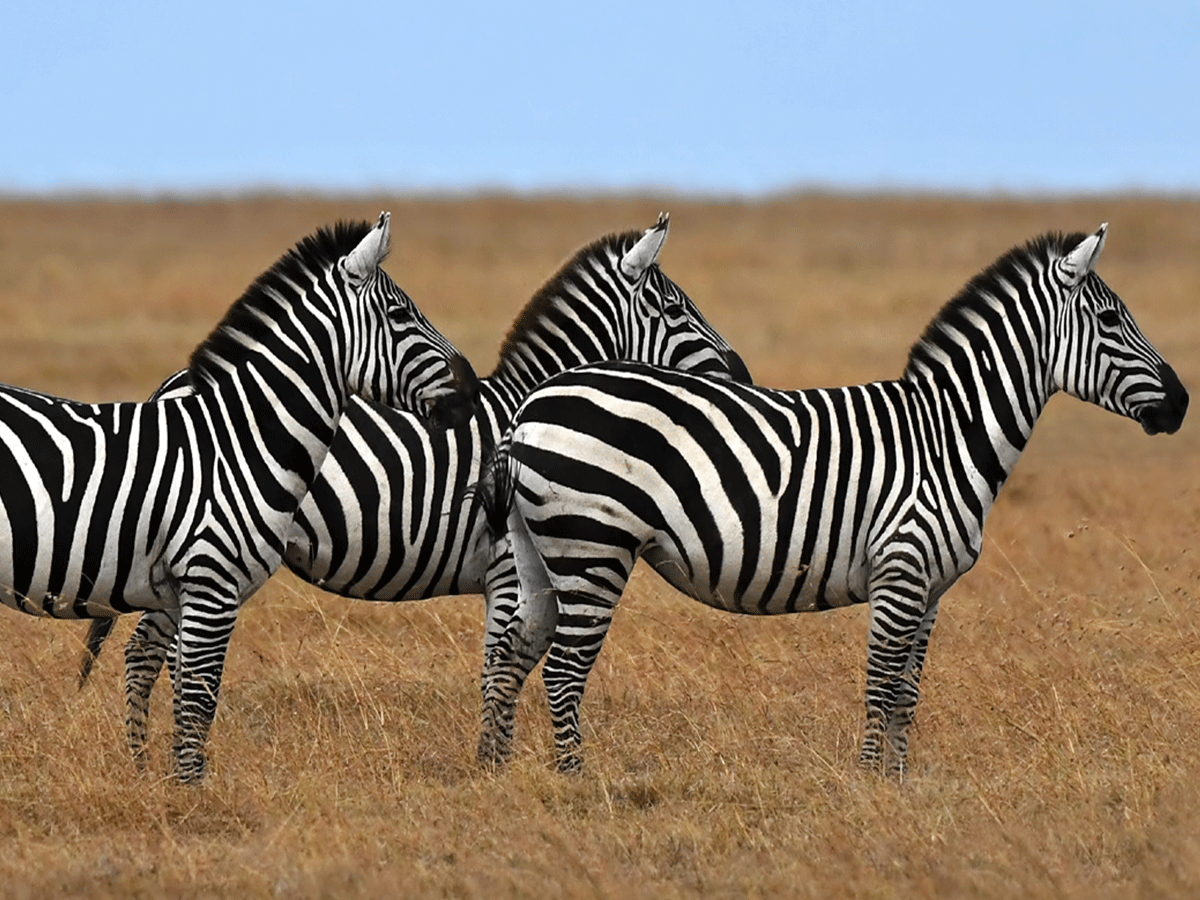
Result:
[0, 194, 1197, 898]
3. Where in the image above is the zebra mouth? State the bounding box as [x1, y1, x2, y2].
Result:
[724, 349, 754, 385]
[1137, 363, 1189, 435]
[689, 349, 754, 385]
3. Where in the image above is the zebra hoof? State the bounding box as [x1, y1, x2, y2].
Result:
[856, 751, 883, 774]
[173, 752, 208, 784]
[476, 734, 513, 770]
[555, 751, 583, 775]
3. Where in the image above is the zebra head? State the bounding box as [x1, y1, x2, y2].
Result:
[1051, 224, 1188, 435]
[620, 213, 753, 384]
[339, 212, 479, 429]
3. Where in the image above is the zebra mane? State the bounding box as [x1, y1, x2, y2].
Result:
[491, 228, 643, 376]
[189, 219, 377, 385]
[905, 230, 1090, 374]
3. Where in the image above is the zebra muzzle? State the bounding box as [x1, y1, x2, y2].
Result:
[426, 355, 480, 430]
[1139, 363, 1188, 435]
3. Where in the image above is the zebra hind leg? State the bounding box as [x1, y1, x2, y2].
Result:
[477, 532, 559, 769]
[541, 588, 622, 774]
[479, 640, 542, 769]
[124, 609, 178, 767]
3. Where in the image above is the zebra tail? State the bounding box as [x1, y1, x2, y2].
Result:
[471, 431, 517, 544]
[77, 617, 117, 689]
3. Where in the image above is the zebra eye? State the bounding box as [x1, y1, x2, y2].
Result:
[1097, 309, 1121, 329]
[655, 290, 688, 317]
[387, 304, 408, 324]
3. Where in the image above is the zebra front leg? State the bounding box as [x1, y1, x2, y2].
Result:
[859, 568, 930, 777]
[124, 609, 179, 767]
[478, 537, 558, 768]
[882, 590, 944, 771]
[171, 595, 238, 783]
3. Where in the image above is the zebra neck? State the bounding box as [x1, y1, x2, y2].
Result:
[487, 334, 621, 415]
[904, 344, 1052, 507]
[468, 381, 518, 443]
[196, 360, 345, 512]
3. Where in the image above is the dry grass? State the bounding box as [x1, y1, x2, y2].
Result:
[0, 194, 1198, 897]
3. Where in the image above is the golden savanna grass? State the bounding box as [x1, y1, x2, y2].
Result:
[0, 194, 1197, 898]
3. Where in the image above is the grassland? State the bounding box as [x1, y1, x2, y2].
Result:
[0, 194, 1197, 898]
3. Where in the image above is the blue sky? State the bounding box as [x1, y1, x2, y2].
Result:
[3, 1, 1198, 195]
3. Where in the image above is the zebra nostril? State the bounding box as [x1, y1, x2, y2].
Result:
[452, 355, 481, 402]
[1159, 362, 1188, 419]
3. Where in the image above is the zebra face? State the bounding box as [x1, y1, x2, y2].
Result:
[380, 278, 480, 429]
[640, 268, 753, 384]
[616, 213, 752, 385]
[339, 213, 480, 429]
[1054, 226, 1188, 435]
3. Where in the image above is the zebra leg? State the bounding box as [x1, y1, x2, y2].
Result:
[478, 534, 559, 768]
[481, 535, 521, 665]
[124, 609, 179, 766]
[171, 591, 239, 783]
[859, 564, 930, 776]
[542, 587, 622, 773]
[883, 590, 945, 772]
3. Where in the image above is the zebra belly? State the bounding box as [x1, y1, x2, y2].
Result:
[0, 544, 175, 618]
[508, 375, 918, 616]
[642, 534, 872, 614]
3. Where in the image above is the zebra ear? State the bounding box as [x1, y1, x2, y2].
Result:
[1060, 223, 1108, 285]
[619, 212, 670, 279]
[343, 211, 392, 279]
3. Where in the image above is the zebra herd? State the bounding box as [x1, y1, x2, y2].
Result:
[1, 212, 1187, 782]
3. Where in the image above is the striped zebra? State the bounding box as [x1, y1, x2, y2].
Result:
[477, 224, 1188, 775]
[77, 214, 752, 765]
[3, 213, 478, 781]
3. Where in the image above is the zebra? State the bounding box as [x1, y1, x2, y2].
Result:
[476, 224, 1189, 775]
[76, 213, 753, 765]
[3, 213, 479, 781]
